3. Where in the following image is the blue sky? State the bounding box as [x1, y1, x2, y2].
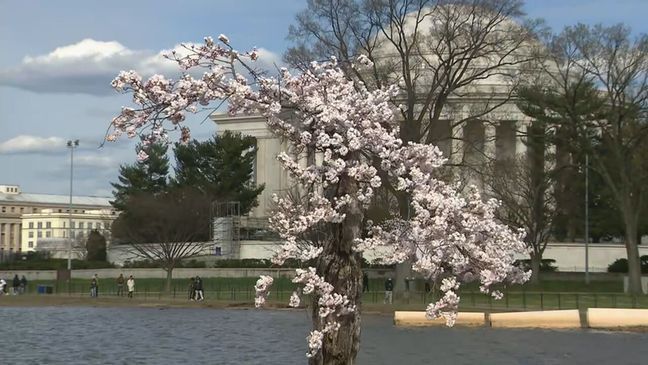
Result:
[1, 0, 646, 197]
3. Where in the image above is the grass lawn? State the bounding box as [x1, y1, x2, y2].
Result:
[8, 275, 644, 311]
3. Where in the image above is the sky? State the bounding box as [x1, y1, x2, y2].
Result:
[1, 0, 647, 197]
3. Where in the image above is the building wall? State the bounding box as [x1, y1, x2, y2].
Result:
[20, 210, 115, 252]
[0, 185, 115, 256]
[537, 243, 648, 272]
[231, 241, 647, 273]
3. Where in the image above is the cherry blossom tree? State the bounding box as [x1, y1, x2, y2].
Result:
[109, 36, 529, 365]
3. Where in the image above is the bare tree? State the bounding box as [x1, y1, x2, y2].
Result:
[112, 187, 212, 292]
[483, 152, 557, 282]
[287, 0, 542, 166]
[519, 24, 648, 293]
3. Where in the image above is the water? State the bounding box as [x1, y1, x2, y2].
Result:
[0, 307, 645, 364]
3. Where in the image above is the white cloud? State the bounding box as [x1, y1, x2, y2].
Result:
[75, 154, 116, 168]
[0, 38, 283, 95]
[0, 135, 66, 154]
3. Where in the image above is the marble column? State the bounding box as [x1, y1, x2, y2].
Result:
[450, 121, 465, 165]
[515, 120, 531, 157]
[13, 223, 20, 252]
[484, 122, 497, 161]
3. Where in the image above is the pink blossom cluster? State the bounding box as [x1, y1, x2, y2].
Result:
[254, 275, 273, 308]
[108, 35, 529, 357]
[291, 268, 355, 357]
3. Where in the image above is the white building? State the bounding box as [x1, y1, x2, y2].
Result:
[20, 208, 115, 253]
[0, 184, 115, 258]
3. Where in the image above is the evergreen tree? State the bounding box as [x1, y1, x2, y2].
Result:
[173, 131, 264, 215]
[86, 230, 107, 261]
[110, 143, 170, 212]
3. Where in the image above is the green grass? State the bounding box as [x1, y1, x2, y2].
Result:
[14, 277, 645, 311]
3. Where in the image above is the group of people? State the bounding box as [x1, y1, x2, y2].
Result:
[0, 275, 28, 295]
[188, 276, 204, 301]
[89, 273, 135, 298]
[115, 274, 136, 298]
[363, 273, 428, 305]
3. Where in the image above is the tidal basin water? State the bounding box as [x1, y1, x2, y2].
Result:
[0, 307, 646, 365]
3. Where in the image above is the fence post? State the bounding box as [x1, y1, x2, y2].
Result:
[558, 293, 561, 310]
[522, 291, 527, 310]
[540, 293, 544, 310]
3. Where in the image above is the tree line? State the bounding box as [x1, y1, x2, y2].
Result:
[109, 131, 263, 290]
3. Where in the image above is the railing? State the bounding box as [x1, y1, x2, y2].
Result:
[15, 283, 648, 310]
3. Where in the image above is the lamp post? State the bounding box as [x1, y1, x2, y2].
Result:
[585, 154, 590, 284]
[67, 139, 79, 271]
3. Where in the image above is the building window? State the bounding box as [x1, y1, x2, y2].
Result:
[37, 222, 42, 229]
[10, 207, 14, 213]
[37, 231, 42, 238]
[71, 222, 75, 229]
[71, 231, 75, 239]
[19, 208, 23, 213]
[28, 241, 33, 248]
[28, 222, 34, 229]
[88, 222, 93, 229]
[32, 208, 37, 213]
[79, 222, 84, 229]
[1, 207, 5, 213]
[214, 246, 222, 256]
[28, 232, 33, 238]
[58, 209, 62, 213]
[46, 222, 51, 228]
[46, 231, 51, 238]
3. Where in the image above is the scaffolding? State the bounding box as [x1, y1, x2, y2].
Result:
[211, 201, 241, 259]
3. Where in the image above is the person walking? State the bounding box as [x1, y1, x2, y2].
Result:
[0, 278, 6, 295]
[20, 275, 27, 294]
[116, 274, 125, 297]
[362, 272, 369, 293]
[90, 276, 98, 298]
[127, 275, 135, 298]
[384, 277, 393, 304]
[12, 274, 20, 295]
[194, 276, 204, 301]
[188, 277, 196, 301]
[92, 274, 99, 297]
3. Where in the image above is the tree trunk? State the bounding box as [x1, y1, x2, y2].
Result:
[393, 191, 411, 299]
[165, 267, 173, 294]
[625, 221, 643, 294]
[530, 252, 542, 284]
[310, 173, 363, 365]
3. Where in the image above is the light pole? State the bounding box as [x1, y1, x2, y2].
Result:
[585, 154, 590, 284]
[67, 139, 79, 271]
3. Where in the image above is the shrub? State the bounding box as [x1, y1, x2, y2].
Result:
[607, 256, 648, 273]
[514, 259, 558, 272]
[0, 259, 114, 270]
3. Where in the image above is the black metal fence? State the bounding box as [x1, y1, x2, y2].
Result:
[16, 283, 648, 311]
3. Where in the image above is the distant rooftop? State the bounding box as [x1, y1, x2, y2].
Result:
[0, 185, 111, 207]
